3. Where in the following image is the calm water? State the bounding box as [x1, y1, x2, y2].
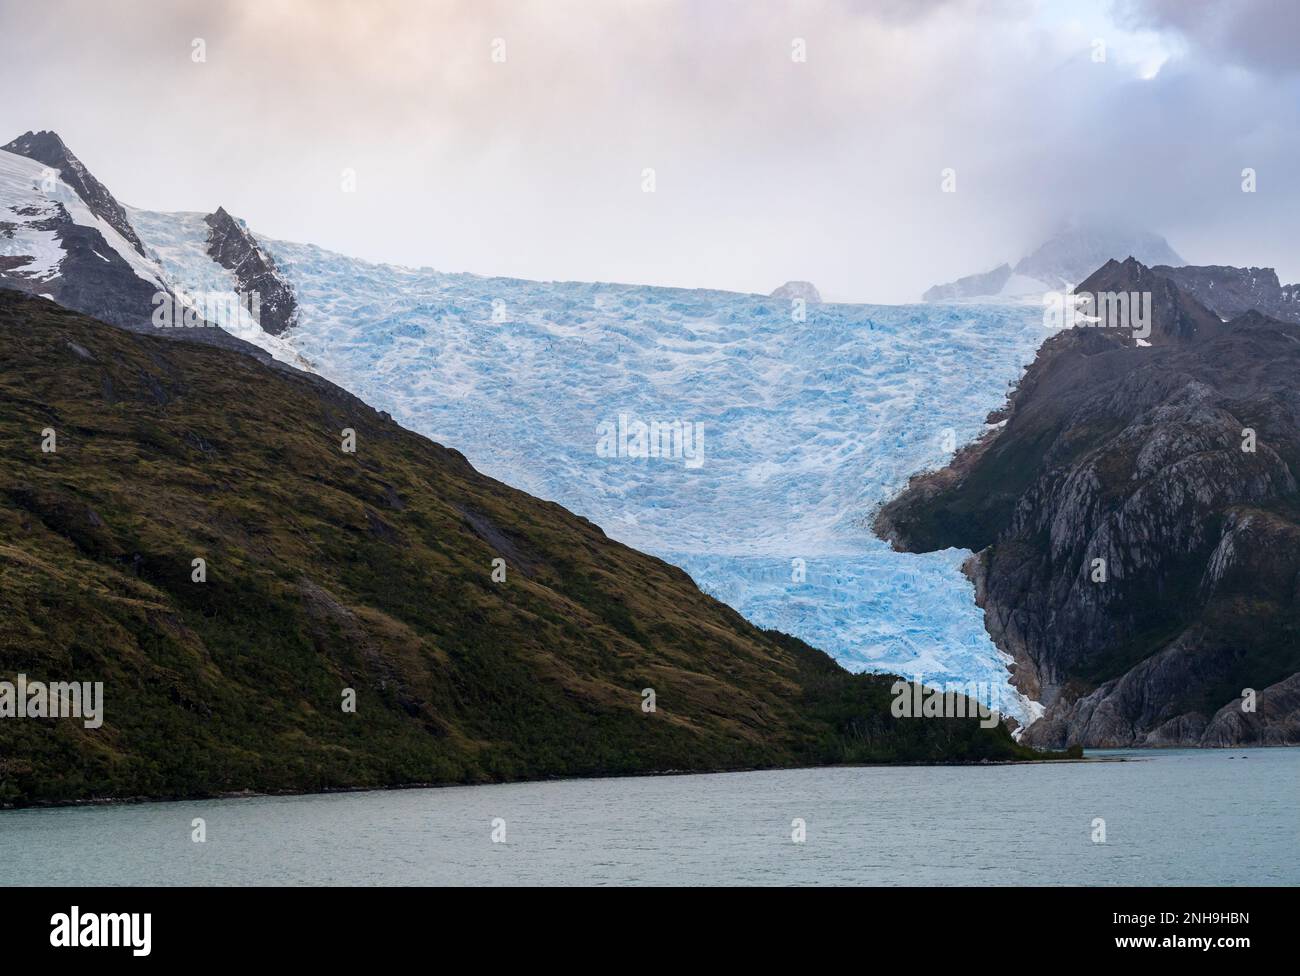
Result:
[1, 749, 1295, 886]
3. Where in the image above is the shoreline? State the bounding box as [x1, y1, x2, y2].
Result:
[0, 752, 1156, 813]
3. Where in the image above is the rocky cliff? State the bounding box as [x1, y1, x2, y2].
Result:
[878, 259, 1300, 748]
[204, 206, 298, 335]
[1154, 264, 1300, 325]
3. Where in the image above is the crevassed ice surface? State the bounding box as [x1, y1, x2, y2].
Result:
[133, 212, 1053, 721]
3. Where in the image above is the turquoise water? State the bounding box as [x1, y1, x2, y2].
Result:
[1, 749, 1295, 886]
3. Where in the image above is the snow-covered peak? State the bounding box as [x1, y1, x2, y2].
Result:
[924, 223, 1185, 302]
[0, 147, 163, 292]
[1013, 225, 1183, 286]
[1, 135, 299, 362]
[2, 130, 146, 256]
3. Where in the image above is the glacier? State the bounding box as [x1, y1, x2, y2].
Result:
[130, 210, 1055, 721]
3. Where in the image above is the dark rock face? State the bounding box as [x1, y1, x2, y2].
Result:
[1, 134, 288, 367]
[0, 194, 162, 332]
[1076, 257, 1228, 345]
[0, 201, 276, 365]
[1154, 264, 1300, 325]
[878, 260, 1300, 748]
[922, 264, 1012, 302]
[203, 207, 298, 335]
[1201, 672, 1300, 746]
[1, 130, 146, 256]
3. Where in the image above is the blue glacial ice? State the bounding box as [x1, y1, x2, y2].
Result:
[132, 212, 1054, 721]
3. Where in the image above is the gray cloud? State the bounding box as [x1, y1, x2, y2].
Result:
[1115, 0, 1300, 74]
[0, 0, 1296, 302]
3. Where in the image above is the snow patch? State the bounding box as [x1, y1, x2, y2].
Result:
[0, 148, 164, 288]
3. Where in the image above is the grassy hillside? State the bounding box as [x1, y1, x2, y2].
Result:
[0, 293, 1045, 806]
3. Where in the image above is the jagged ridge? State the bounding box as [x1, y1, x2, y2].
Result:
[204, 206, 298, 335]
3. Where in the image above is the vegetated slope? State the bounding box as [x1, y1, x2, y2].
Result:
[0, 293, 1039, 805]
[877, 260, 1300, 748]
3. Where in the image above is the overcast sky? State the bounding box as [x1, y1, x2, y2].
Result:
[1, 0, 1296, 302]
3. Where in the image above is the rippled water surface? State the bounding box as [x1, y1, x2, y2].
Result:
[2, 749, 1295, 886]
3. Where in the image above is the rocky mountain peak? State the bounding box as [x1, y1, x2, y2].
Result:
[1151, 263, 1300, 325]
[206, 205, 242, 235]
[923, 224, 1185, 302]
[1014, 225, 1183, 286]
[203, 206, 298, 335]
[1, 130, 146, 256]
[1076, 257, 1226, 346]
[3, 129, 71, 159]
